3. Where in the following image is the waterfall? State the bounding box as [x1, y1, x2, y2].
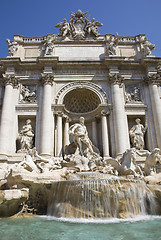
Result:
[47, 179, 157, 219]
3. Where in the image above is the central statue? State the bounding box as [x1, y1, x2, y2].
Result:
[69, 117, 98, 158]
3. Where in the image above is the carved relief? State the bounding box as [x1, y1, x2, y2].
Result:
[19, 85, 37, 103]
[125, 85, 142, 103]
[55, 10, 103, 40]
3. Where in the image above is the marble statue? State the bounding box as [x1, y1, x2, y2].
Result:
[55, 10, 102, 40]
[19, 85, 36, 103]
[55, 18, 71, 39]
[44, 36, 54, 55]
[18, 119, 34, 152]
[19, 151, 40, 173]
[6, 38, 18, 56]
[85, 18, 103, 37]
[137, 148, 161, 176]
[105, 148, 143, 176]
[69, 117, 98, 158]
[129, 118, 147, 150]
[106, 36, 118, 55]
[143, 40, 155, 57]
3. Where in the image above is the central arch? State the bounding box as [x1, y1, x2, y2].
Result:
[55, 81, 108, 108]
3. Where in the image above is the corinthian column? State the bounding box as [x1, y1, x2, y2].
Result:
[110, 73, 130, 156]
[39, 74, 54, 156]
[148, 75, 161, 149]
[0, 75, 19, 155]
[64, 116, 70, 152]
[101, 111, 109, 157]
[56, 112, 63, 157]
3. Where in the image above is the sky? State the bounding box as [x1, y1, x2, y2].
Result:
[0, 0, 161, 58]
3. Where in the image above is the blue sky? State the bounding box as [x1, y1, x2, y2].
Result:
[0, 0, 161, 57]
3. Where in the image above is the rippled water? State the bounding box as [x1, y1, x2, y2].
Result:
[0, 216, 161, 240]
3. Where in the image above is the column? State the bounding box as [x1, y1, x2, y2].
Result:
[64, 116, 70, 152]
[39, 74, 54, 156]
[101, 111, 109, 157]
[56, 112, 63, 157]
[110, 73, 130, 155]
[0, 75, 18, 155]
[148, 78, 161, 149]
[92, 118, 98, 147]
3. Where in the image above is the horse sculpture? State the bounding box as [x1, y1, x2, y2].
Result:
[105, 148, 143, 176]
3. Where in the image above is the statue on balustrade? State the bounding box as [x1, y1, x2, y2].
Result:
[18, 119, 34, 152]
[129, 118, 147, 150]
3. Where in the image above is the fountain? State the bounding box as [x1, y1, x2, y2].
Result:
[0, 116, 161, 220]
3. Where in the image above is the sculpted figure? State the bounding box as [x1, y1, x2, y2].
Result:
[19, 151, 40, 173]
[137, 148, 161, 176]
[55, 18, 71, 39]
[143, 40, 155, 57]
[129, 118, 147, 150]
[86, 18, 102, 37]
[106, 36, 118, 55]
[105, 148, 143, 176]
[45, 36, 54, 55]
[69, 117, 98, 157]
[20, 85, 36, 103]
[6, 38, 18, 56]
[19, 119, 34, 152]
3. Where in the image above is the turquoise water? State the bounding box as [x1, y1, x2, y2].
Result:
[0, 216, 161, 240]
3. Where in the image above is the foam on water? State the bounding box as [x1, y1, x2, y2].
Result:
[41, 215, 161, 224]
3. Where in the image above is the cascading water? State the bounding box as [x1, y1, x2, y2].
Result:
[47, 178, 157, 219]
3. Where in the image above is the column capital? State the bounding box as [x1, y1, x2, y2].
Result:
[146, 73, 161, 86]
[109, 73, 123, 87]
[63, 114, 71, 123]
[101, 110, 108, 116]
[3, 74, 19, 88]
[41, 73, 54, 86]
[56, 111, 63, 117]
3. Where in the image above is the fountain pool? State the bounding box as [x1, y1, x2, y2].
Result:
[0, 216, 161, 240]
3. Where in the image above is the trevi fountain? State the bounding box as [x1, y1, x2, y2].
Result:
[0, 10, 161, 240]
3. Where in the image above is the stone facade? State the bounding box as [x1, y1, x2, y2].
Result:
[0, 10, 161, 160]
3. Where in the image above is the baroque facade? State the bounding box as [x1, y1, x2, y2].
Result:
[0, 10, 161, 160]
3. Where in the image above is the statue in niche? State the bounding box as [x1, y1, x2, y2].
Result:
[63, 117, 100, 171]
[125, 86, 141, 103]
[6, 38, 18, 56]
[19, 85, 36, 103]
[18, 119, 34, 152]
[143, 40, 155, 57]
[136, 148, 161, 176]
[129, 118, 147, 150]
[69, 117, 99, 158]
